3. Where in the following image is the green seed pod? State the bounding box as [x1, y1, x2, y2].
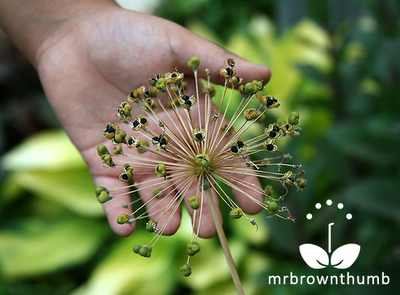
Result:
[114, 129, 127, 143]
[244, 82, 258, 94]
[288, 111, 300, 125]
[112, 144, 123, 155]
[97, 144, 109, 157]
[187, 56, 200, 70]
[148, 86, 158, 98]
[146, 219, 157, 232]
[188, 196, 200, 210]
[95, 186, 108, 197]
[277, 118, 286, 126]
[187, 241, 201, 256]
[153, 187, 163, 198]
[229, 207, 243, 219]
[180, 263, 192, 277]
[296, 178, 307, 192]
[137, 139, 149, 154]
[138, 246, 152, 258]
[194, 154, 211, 168]
[117, 213, 130, 224]
[268, 201, 279, 215]
[133, 245, 141, 254]
[243, 108, 259, 121]
[156, 77, 166, 91]
[101, 154, 115, 167]
[155, 163, 167, 178]
[264, 185, 274, 196]
[97, 190, 111, 204]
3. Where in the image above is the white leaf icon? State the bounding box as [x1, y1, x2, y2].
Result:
[299, 244, 329, 269]
[331, 243, 360, 269]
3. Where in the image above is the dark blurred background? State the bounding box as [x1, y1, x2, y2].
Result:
[1, 0, 399, 294]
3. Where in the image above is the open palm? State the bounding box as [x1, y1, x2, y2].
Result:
[34, 6, 271, 236]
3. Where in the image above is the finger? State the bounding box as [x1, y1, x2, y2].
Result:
[95, 174, 136, 237]
[183, 183, 222, 239]
[132, 172, 182, 236]
[166, 24, 271, 85]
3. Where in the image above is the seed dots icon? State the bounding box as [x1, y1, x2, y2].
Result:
[300, 199, 360, 269]
[306, 199, 352, 220]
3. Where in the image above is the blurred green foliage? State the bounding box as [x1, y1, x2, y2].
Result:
[1, 0, 400, 294]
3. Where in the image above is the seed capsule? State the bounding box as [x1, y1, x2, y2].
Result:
[180, 263, 192, 277]
[268, 201, 279, 215]
[156, 77, 166, 91]
[97, 145, 109, 157]
[117, 213, 131, 224]
[194, 154, 211, 168]
[229, 207, 243, 219]
[263, 138, 278, 152]
[244, 108, 259, 121]
[188, 196, 200, 210]
[97, 190, 111, 204]
[296, 178, 307, 191]
[288, 111, 300, 125]
[95, 186, 108, 197]
[146, 219, 158, 232]
[155, 163, 167, 178]
[137, 139, 149, 154]
[187, 56, 200, 70]
[138, 246, 152, 258]
[153, 188, 164, 198]
[178, 94, 196, 110]
[187, 241, 201, 256]
[113, 129, 127, 144]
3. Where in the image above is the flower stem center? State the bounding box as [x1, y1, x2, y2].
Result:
[194, 153, 211, 168]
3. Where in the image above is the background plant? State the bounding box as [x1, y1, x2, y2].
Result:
[1, 0, 399, 294]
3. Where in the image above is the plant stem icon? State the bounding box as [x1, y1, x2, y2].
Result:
[299, 200, 360, 269]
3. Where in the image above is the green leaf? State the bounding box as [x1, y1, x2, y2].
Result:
[1, 130, 85, 171]
[8, 168, 102, 217]
[0, 215, 106, 279]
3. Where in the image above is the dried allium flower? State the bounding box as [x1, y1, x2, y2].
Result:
[95, 57, 305, 294]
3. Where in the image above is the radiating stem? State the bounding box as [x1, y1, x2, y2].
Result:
[204, 188, 245, 295]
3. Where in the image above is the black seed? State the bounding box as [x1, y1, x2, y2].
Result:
[231, 146, 239, 153]
[160, 138, 167, 145]
[140, 118, 147, 124]
[128, 138, 134, 145]
[226, 67, 233, 76]
[195, 133, 203, 140]
[152, 136, 160, 142]
[266, 97, 273, 106]
[266, 144, 274, 151]
[184, 100, 192, 106]
[132, 120, 140, 128]
[182, 95, 190, 101]
[106, 124, 115, 133]
[273, 125, 280, 132]
[237, 141, 244, 148]
[121, 173, 129, 180]
[269, 131, 277, 138]
[171, 73, 177, 78]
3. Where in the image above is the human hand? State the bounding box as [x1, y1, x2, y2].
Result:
[16, 2, 271, 237]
